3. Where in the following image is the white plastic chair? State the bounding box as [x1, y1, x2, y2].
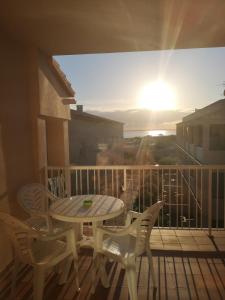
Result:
[92, 201, 164, 300]
[17, 183, 72, 236]
[0, 212, 79, 300]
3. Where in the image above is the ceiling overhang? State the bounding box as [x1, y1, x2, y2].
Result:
[1, 0, 225, 55]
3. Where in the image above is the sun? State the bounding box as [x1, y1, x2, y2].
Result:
[138, 81, 176, 110]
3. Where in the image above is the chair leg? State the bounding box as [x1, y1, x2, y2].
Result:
[10, 259, 20, 299]
[69, 230, 80, 291]
[126, 264, 138, 300]
[55, 262, 62, 275]
[58, 256, 73, 285]
[99, 255, 110, 288]
[91, 252, 99, 294]
[33, 265, 45, 300]
[147, 248, 156, 288]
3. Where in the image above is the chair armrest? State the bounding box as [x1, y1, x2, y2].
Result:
[97, 225, 133, 237]
[47, 191, 59, 203]
[29, 209, 47, 217]
[29, 212, 53, 232]
[37, 227, 73, 241]
[95, 225, 134, 251]
[125, 210, 141, 226]
[127, 211, 141, 218]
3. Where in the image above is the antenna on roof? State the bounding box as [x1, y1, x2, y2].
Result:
[217, 81, 225, 98]
[77, 105, 83, 112]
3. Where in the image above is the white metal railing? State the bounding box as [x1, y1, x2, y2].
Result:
[47, 165, 225, 232]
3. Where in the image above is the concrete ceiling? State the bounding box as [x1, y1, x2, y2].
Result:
[1, 0, 225, 55]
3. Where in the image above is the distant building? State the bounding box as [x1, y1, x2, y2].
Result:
[176, 99, 225, 164]
[69, 106, 124, 165]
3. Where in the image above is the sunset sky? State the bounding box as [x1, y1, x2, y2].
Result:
[55, 47, 225, 129]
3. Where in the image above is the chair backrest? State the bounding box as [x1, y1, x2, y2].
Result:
[0, 212, 38, 264]
[131, 201, 164, 256]
[48, 174, 67, 198]
[17, 183, 57, 215]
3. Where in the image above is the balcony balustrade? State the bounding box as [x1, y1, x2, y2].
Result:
[47, 165, 225, 234]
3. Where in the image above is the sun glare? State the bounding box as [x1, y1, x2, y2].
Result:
[138, 81, 176, 110]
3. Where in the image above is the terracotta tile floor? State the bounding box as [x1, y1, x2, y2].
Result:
[150, 229, 225, 252]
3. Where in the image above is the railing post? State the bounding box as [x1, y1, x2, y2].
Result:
[65, 166, 71, 197]
[208, 169, 212, 237]
[123, 168, 127, 191]
[44, 166, 48, 189]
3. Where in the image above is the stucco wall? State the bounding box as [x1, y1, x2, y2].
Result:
[204, 150, 225, 164]
[46, 118, 69, 166]
[0, 34, 37, 211]
[0, 125, 12, 271]
[0, 32, 37, 271]
[69, 118, 99, 165]
[177, 111, 225, 164]
[37, 118, 48, 183]
[0, 34, 72, 272]
[69, 115, 123, 165]
[38, 53, 71, 120]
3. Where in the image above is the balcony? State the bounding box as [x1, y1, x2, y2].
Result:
[1, 229, 225, 299]
[2, 165, 224, 299]
[47, 165, 225, 298]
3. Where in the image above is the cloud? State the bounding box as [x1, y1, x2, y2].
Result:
[86, 109, 189, 130]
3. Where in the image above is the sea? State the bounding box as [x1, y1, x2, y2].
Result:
[124, 129, 176, 138]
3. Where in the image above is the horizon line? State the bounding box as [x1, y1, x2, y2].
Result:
[124, 128, 176, 132]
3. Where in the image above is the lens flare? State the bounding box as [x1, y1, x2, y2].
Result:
[138, 81, 176, 110]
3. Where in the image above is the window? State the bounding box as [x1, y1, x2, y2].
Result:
[209, 124, 225, 150]
[187, 126, 194, 143]
[194, 125, 203, 146]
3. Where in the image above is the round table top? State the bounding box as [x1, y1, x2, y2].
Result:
[50, 194, 124, 223]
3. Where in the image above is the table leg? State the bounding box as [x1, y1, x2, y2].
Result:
[91, 222, 109, 291]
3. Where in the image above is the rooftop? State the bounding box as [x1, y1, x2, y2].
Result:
[182, 99, 225, 122]
[51, 59, 75, 96]
[70, 109, 124, 125]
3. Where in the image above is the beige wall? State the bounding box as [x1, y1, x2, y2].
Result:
[0, 33, 37, 213]
[0, 32, 72, 271]
[46, 118, 69, 167]
[69, 115, 123, 165]
[38, 53, 70, 120]
[178, 112, 225, 164]
[0, 32, 37, 271]
[0, 125, 12, 270]
[37, 118, 48, 183]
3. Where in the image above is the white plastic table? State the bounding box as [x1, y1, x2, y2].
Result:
[50, 194, 124, 247]
[50, 195, 124, 289]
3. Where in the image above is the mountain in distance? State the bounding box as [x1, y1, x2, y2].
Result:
[86, 108, 192, 131]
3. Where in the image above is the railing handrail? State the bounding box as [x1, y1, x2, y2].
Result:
[47, 164, 225, 231]
[48, 164, 225, 170]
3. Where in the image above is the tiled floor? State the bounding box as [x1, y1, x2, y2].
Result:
[151, 229, 225, 252]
